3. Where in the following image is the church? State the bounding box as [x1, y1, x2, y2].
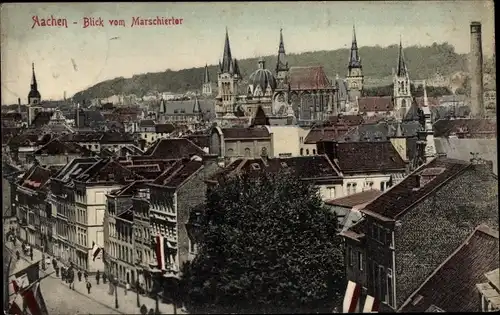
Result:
[212, 28, 366, 123]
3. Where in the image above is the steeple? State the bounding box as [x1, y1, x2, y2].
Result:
[31, 63, 38, 89]
[276, 28, 289, 73]
[221, 27, 233, 73]
[397, 37, 408, 77]
[203, 64, 210, 84]
[233, 58, 241, 77]
[349, 25, 361, 69]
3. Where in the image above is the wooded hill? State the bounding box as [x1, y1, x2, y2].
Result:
[72, 42, 495, 102]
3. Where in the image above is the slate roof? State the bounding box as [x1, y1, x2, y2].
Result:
[326, 114, 364, 126]
[400, 225, 499, 312]
[1, 127, 22, 145]
[20, 165, 51, 190]
[52, 157, 99, 182]
[208, 155, 342, 182]
[340, 121, 421, 142]
[73, 159, 143, 183]
[100, 132, 135, 144]
[7, 132, 53, 147]
[434, 138, 497, 175]
[184, 134, 210, 148]
[335, 142, 407, 173]
[155, 99, 215, 115]
[155, 123, 175, 134]
[221, 126, 270, 139]
[1, 112, 23, 121]
[151, 158, 204, 189]
[325, 190, 383, 208]
[433, 118, 497, 138]
[33, 139, 93, 156]
[139, 120, 155, 128]
[363, 157, 471, 219]
[357, 96, 394, 113]
[108, 180, 151, 197]
[288, 66, 333, 90]
[142, 138, 205, 159]
[304, 125, 351, 144]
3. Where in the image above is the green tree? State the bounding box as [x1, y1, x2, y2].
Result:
[181, 172, 345, 314]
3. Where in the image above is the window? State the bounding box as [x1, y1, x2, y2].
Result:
[244, 148, 251, 157]
[189, 238, 197, 253]
[352, 183, 357, 193]
[380, 182, 386, 191]
[365, 181, 374, 190]
[327, 187, 335, 199]
[347, 183, 352, 195]
[358, 252, 363, 271]
[299, 136, 304, 144]
[227, 148, 234, 156]
[387, 268, 394, 307]
[306, 149, 310, 155]
[347, 246, 354, 266]
[312, 149, 316, 155]
[300, 148, 304, 156]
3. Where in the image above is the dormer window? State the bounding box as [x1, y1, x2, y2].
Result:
[251, 163, 260, 170]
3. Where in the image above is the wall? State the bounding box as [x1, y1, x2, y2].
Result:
[224, 139, 272, 159]
[36, 154, 80, 167]
[317, 183, 344, 200]
[395, 166, 498, 308]
[343, 174, 395, 196]
[268, 126, 301, 157]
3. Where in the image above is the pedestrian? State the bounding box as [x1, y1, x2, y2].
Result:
[86, 281, 92, 294]
[84, 271, 88, 281]
[68, 268, 75, 290]
[77, 270, 82, 282]
[103, 272, 107, 284]
[13, 237, 16, 246]
[29, 247, 33, 261]
[52, 259, 57, 269]
[55, 266, 60, 277]
[96, 270, 100, 285]
[15, 250, 20, 260]
[61, 267, 66, 282]
[125, 282, 130, 296]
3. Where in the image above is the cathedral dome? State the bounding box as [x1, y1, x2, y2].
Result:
[248, 59, 276, 97]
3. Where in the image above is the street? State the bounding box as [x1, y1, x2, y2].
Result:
[7, 241, 184, 315]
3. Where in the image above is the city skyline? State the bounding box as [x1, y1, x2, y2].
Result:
[1, 1, 495, 104]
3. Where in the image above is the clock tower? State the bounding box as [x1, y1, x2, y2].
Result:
[346, 25, 364, 101]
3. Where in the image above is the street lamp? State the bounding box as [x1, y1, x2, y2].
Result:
[114, 277, 119, 309]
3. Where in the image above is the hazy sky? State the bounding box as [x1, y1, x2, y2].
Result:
[1, 1, 495, 104]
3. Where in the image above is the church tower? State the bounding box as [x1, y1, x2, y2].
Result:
[275, 28, 289, 89]
[346, 25, 363, 100]
[202, 64, 212, 96]
[215, 28, 242, 117]
[393, 38, 412, 121]
[27, 63, 42, 127]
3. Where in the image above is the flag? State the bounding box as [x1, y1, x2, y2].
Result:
[91, 242, 102, 261]
[362, 295, 379, 313]
[8, 261, 48, 315]
[21, 281, 49, 315]
[155, 235, 169, 270]
[343, 281, 362, 313]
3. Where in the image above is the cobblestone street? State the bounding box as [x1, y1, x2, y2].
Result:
[7, 241, 184, 315]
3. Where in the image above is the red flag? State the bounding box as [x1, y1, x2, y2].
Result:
[8, 301, 23, 315]
[21, 281, 48, 315]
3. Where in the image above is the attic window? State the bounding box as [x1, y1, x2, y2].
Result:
[251, 163, 261, 170]
[412, 294, 424, 306]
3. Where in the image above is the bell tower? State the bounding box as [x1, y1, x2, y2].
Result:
[393, 38, 412, 121]
[346, 25, 364, 101]
[27, 63, 42, 127]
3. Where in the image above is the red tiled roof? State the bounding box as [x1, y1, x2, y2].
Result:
[21, 165, 51, 190]
[326, 190, 383, 208]
[288, 66, 332, 90]
[400, 225, 499, 312]
[358, 96, 394, 113]
[363, 157, 471, 219]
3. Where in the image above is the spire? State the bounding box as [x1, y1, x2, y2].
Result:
[348, 25, 361, 69]
[203, 64, 210, 83]
[276, 28, 289, 73]
[192, 93, 201, 113]
[31, 62, 38, 89]
[221, 28, 233, 73]
[233, 58, 241, 77]
[397, 36, 408, 77]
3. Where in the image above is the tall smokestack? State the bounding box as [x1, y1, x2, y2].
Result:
[17, 98, 21, 113]
[470, 21, 484, 118]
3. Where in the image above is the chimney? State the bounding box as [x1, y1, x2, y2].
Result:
[470, 21, 484, 118]
[317, 140, 338, 161]
[17, 98, 21, 113]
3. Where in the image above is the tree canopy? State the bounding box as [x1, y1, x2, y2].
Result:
[181, 172, 345, 314]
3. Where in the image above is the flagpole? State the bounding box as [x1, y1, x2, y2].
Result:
[9, 271, 55, 298]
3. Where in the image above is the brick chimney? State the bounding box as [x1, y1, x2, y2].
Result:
[470, 21, 484, 118]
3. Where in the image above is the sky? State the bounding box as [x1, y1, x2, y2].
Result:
[0, 1, 495, 104]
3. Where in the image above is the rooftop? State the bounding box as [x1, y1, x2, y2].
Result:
[325, 189, 383, 208]
[142, 138, 206, 159]
[400, 225, 499, 312]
